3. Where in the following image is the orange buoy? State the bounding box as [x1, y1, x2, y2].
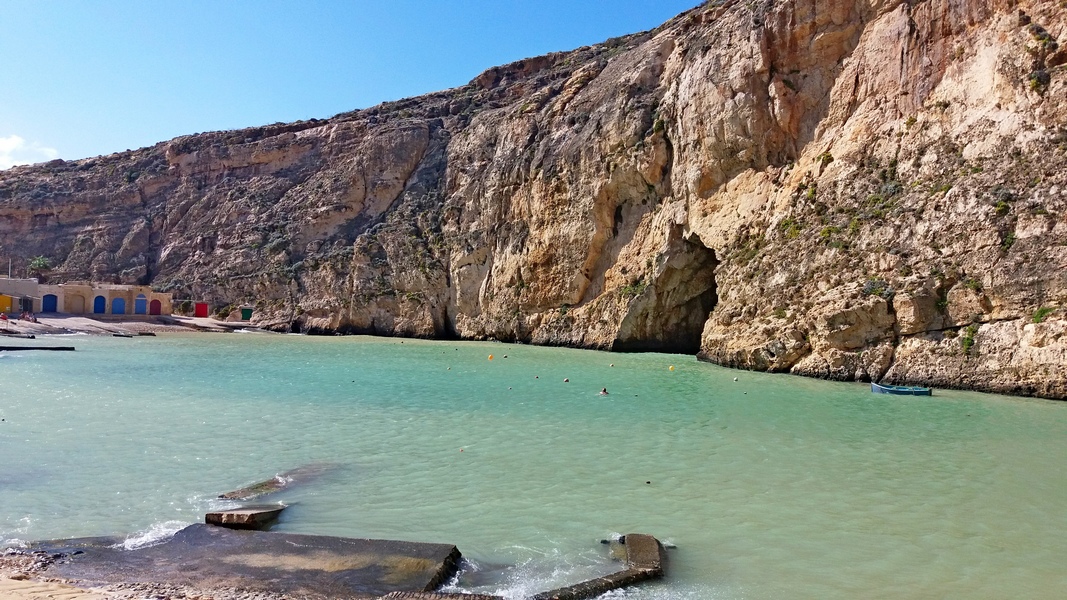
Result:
[488, 354, 494, 361]
[669, 365, 675, 371]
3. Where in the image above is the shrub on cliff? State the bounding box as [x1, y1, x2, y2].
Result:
[28, 255, 50, 283]
[862, 278, 894, 300]
[1032, 307, 1054, 323]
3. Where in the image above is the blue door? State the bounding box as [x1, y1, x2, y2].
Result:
[112, 297, 126, 315]
[93, 296, 106, 314]
[134, 294, 147, 315]
[42, 294, 58, 313]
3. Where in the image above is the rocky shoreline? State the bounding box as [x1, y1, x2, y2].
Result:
[2, 310, 1064, 401]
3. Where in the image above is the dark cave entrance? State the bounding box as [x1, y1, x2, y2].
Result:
[611, 233, 718, 355]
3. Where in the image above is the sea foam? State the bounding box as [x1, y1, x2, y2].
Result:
[115, 520, 189, 551]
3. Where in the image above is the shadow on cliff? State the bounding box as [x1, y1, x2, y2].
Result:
[612, 229, 718, 354]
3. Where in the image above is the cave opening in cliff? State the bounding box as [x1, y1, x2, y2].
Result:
[612, 233, 718, 355]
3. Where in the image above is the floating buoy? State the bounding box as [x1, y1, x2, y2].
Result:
[488, 354, 494, 361]
[669, 365, 675, 371]
[447, 367, 451, 370]
[733, 377, 738, 381]
[460, 448, 464, 452]
[563, 378, 570, 382]
[610, 363, 614, 367]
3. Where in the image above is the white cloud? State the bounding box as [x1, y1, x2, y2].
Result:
[0, 135, 59, 170]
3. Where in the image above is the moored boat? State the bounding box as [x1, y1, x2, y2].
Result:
[871, 382, 933, 396]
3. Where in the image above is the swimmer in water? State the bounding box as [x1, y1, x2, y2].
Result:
[599, 388, 609, 395]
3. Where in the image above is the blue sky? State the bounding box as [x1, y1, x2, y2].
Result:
[0, 1, 702, 167]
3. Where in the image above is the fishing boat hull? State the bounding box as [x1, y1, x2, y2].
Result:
[871, 382, 932, 396]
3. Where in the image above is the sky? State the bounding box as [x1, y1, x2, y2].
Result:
[0, 0, 702, 168]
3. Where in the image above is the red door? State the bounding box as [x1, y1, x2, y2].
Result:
[194, 302, 209, 318]
[149, 299, 162, 315]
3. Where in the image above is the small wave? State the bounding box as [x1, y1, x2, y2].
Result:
[187, 490, 240, 513]
[1, 516, 34, 548]
[114, 520, 189, 551]
[443, 546, 618, 600]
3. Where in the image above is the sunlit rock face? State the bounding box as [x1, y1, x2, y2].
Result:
[1, 0, 1065, 398]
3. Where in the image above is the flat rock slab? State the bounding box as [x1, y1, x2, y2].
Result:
[205, 504, 287, 530]
[622, 533, 666, 573]
[44, 524, 461, 600]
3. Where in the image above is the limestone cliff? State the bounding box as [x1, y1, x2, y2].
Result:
[1, 0, 1065, 398]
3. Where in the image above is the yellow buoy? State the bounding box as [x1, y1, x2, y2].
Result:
[669, 365, 675, 371]
[488, 354, 494, 361]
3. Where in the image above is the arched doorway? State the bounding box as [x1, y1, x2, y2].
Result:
[149, 299, 162, 315]
[112, 297, 126, 315]
[93, 296, 106, 314]
[42, 294, 58, 313]
[134, 294, 147, 315]
[68, 295, 85, 314]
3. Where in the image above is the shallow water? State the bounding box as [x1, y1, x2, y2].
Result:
[1, 334, 1065, 598]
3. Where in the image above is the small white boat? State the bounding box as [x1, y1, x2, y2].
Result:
[871, 382, 932, 396]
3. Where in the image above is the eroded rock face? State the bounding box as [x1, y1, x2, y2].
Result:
[1, 0, 1065, 398]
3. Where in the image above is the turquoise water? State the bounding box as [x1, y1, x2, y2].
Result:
[1, 333, 1065, 599]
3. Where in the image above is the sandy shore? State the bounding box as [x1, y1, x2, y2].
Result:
[0, 314, 266, 338]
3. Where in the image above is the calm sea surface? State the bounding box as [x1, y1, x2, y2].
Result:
[1, 333, 1065, 599]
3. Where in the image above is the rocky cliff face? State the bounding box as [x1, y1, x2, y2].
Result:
[1, 0, 1065, 398]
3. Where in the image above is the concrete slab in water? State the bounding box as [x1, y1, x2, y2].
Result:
[218, 463, 337, 500]
[45, 524, 461, 599]
[622, 533, 666, 573]
[205, 504, 287, 530]
[529, 533, 667, 600]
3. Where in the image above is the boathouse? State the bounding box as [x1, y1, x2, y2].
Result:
[0, 278, 172, 316]
[0, 277, 41, 314]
